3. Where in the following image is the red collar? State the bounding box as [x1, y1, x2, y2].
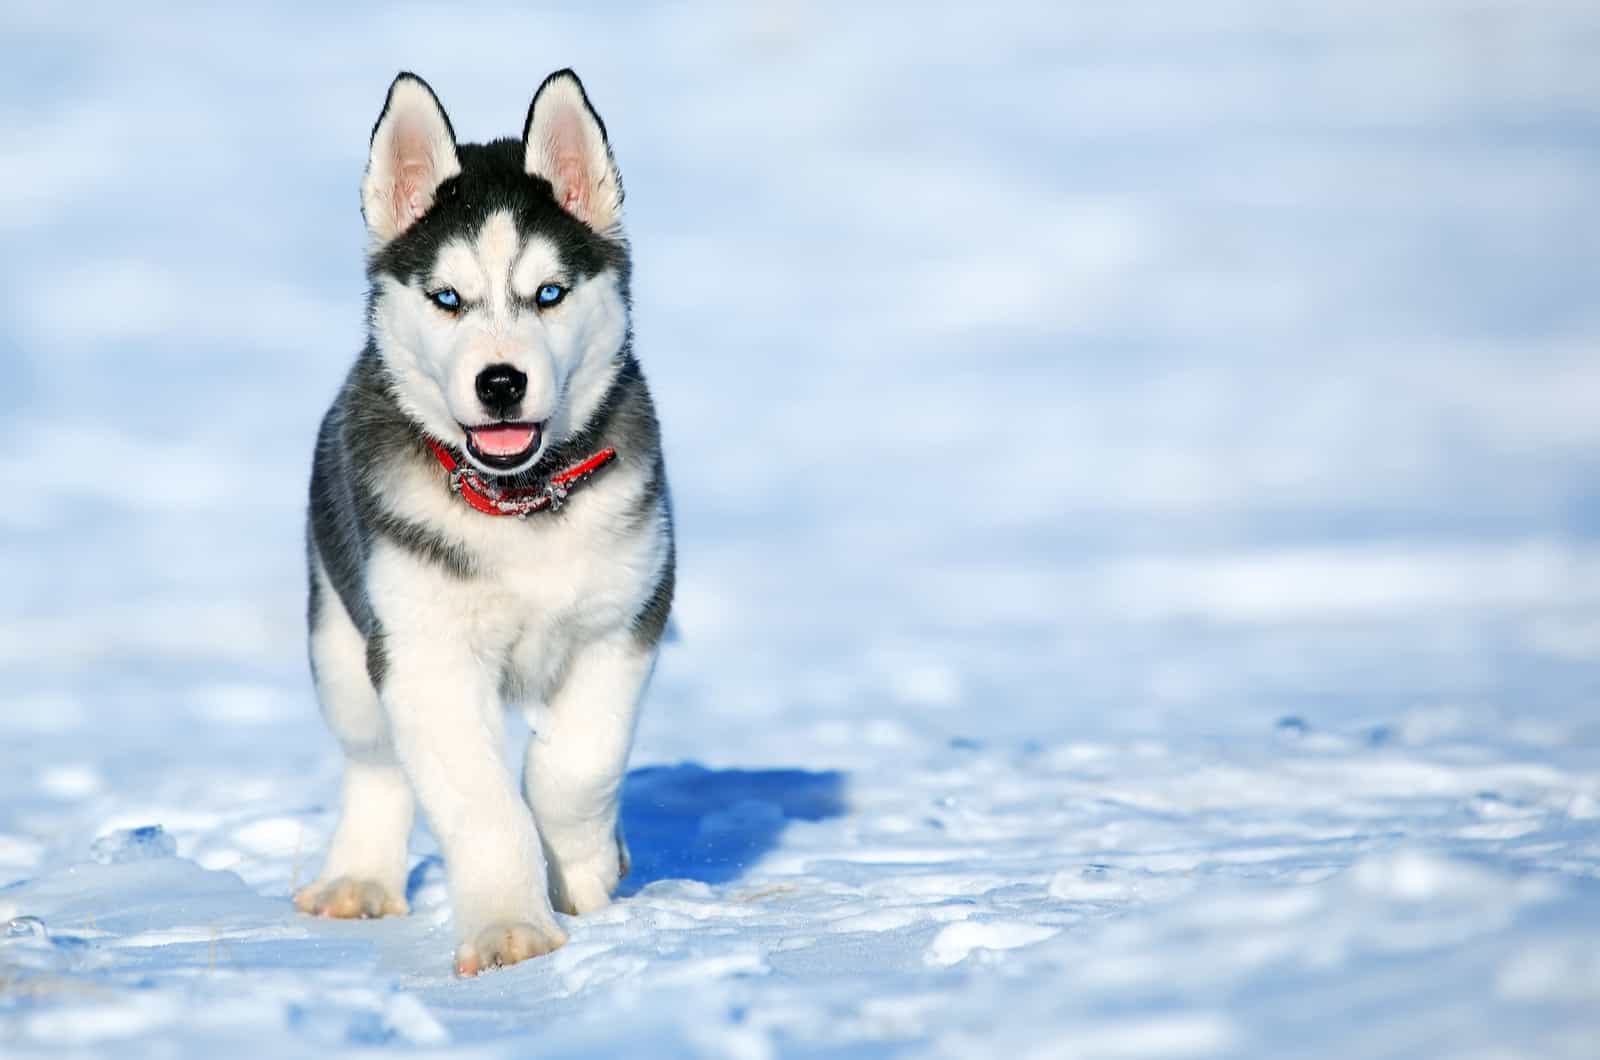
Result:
[423, 436, 618, 518]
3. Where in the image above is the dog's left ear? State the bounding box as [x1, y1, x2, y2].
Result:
[523, 69, 623, 233]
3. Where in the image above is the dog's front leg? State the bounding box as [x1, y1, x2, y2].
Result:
[371, 551, 564, 975]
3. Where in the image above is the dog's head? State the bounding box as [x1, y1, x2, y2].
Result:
[361, 70, 629, 476]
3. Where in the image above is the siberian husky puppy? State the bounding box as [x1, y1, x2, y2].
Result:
[296, 69, 673, 976]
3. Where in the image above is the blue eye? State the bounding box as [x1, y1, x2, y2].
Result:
[429, 287, 461, 310]
[536, 283, 566, 308]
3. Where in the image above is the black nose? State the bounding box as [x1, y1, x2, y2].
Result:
[475, 364, 527, 415]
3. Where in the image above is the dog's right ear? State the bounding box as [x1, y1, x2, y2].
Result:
[362, 73, 460, 245]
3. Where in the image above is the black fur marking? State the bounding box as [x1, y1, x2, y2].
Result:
[369, 508, 475, 579]
[308, 388, 377, 637]
[632, 547, 676, 649]
[619, 443, 671, 534]
[498, 649, 530, 705]
[365, 627, 389, 690]
[305, 539, 322, 630]
[305, 537, 323, 683]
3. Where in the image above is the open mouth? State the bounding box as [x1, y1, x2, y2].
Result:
[463, 421, 543, 471]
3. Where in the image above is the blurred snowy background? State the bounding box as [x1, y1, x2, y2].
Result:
[2, 2, 1598, 1057]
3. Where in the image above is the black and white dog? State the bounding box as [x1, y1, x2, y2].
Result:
[297, 70, 673, 976]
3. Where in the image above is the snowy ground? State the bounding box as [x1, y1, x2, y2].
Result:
[4, 2, 1600, 1056]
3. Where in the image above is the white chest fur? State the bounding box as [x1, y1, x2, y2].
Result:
[367, 450, 667, 707]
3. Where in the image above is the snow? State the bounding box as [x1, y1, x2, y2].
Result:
[3, 1, 1599, 1056]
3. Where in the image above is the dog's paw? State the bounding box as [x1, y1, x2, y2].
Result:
[454, 919, 566, 976]
[294, 876, 408, 919]
[550, 850, 625, 916]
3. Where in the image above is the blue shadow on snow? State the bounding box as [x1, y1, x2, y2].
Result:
[617, 763, 847, 895]
[402, 763, 847, 904]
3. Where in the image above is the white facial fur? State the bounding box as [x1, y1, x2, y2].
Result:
[372, 210, 629, 475]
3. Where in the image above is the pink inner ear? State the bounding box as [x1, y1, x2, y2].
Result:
[394, 162, 431, 229]
[389, 118, 439, 233]
[544, 105, 594, 222]
[554, 154, 590, 219]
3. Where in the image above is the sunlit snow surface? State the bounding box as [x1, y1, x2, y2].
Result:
[3, 2, 1600, 1056]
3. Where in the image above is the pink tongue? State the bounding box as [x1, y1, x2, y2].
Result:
[468, 424, 537, 457]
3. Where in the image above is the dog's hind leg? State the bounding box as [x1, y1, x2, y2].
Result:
[524, 634, 656, 915]
[295, 557, 414, 919]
